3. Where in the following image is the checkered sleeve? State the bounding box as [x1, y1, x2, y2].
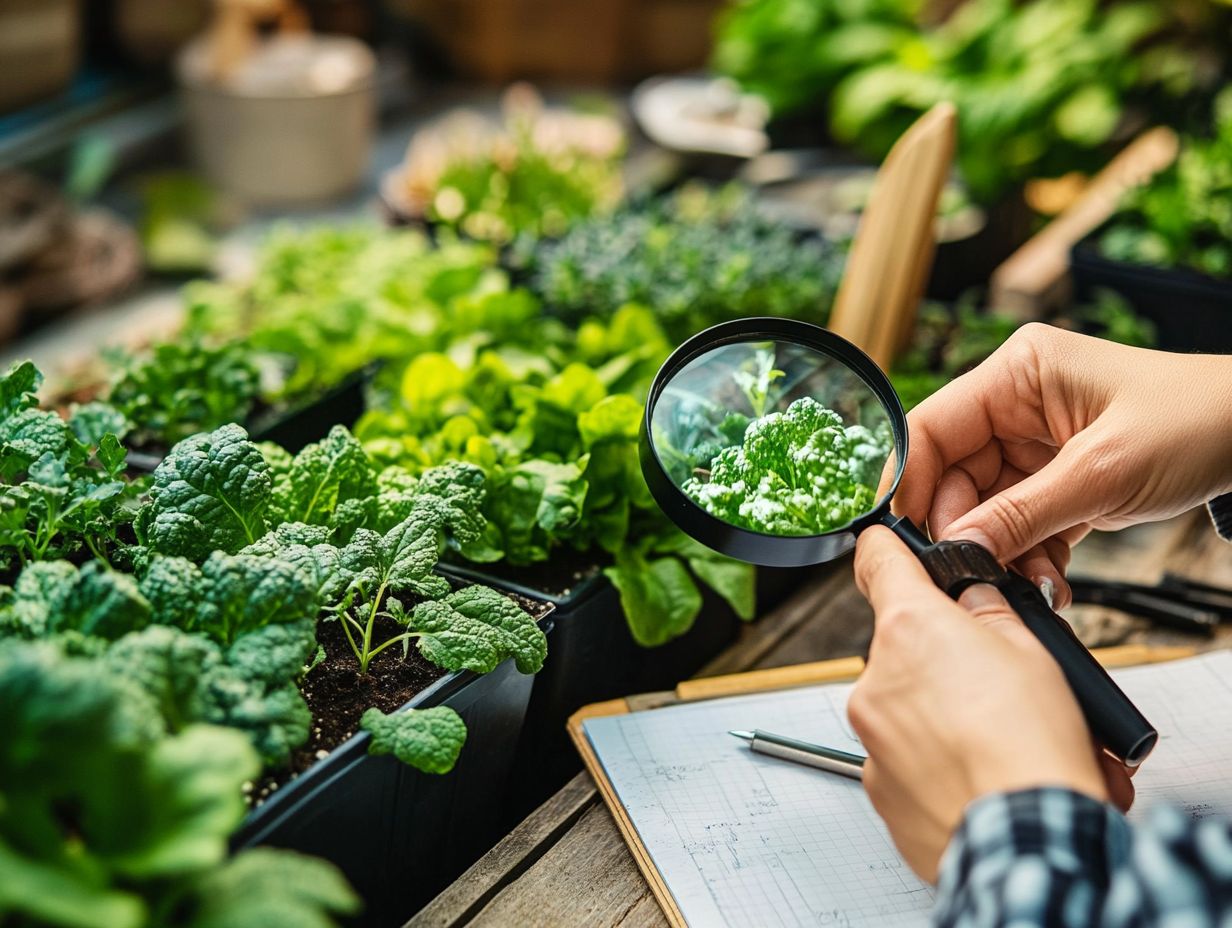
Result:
[933, 788, 1232, 927]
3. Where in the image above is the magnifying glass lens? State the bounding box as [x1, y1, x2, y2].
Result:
[648, 338, 895, 538]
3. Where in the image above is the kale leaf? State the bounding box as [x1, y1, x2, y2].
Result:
[406, 585, 547, 675]
[0, 639, 356, 927]
[103, 340, 261, 448]
[0, 362, 140, 570]
[138, 424, 271, 561]
[360, 705, 467, 775]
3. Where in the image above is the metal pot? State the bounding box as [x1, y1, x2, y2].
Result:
[176, 34, 375, 206]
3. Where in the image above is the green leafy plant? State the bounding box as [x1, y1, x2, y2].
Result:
[387, 89, 625, 244]
[1099, 88, 1232, 278]
[715, 0, 1221, 202]
[103, 340, 262, 449]
[182, 226, 512, 402]
[681, 396, 891, 536]
[355, 306, 757, 646]
[0, 362, 142, 571]
[529, 184, 845, 341]
[0, 638, 359, 928]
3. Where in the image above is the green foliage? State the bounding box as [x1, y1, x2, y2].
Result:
[182, 226, 504, 400]
[529, 185, 845, 340]
[424, 137, 623, 246]
[714, 0, 1220, 201]
[0, 362, 142, 571]
[105, 622, 315, 766]
[713, 0, 920, 114]
[1099, 88, 1232, 278]
[138, 424, 272, 561]
[104, 341, 261, 448]
[682, 397, 891, 536]
[361, 705, 467, 775]
[0, 560, 151, 641]
[404, 585, 547, 675]
[355, 306, 757, 645]
[0, 640, 357, 928]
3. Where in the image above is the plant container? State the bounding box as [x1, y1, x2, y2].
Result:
[440, 557, 774, 819]
[1071, 231, 1232, 354]
[234, 611, 553, 928]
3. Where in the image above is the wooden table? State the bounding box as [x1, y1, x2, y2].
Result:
[409, 511, 1232, 928]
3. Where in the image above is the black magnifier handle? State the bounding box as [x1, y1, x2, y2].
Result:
[890, 519, 1158, 767]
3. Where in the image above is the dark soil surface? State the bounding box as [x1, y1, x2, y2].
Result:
[248, 586, 551, 809]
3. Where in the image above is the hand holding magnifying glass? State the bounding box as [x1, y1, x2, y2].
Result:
[640, 318, 1157, 768]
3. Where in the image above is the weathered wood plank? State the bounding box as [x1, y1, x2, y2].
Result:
[467, 803, 670, 928]
[404, 774, 597, 928]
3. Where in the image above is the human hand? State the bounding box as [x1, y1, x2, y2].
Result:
[847, 527, 1134, 883]
[893, 324, 1232, 607]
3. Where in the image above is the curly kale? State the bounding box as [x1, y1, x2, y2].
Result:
[683, 397, 890, 536]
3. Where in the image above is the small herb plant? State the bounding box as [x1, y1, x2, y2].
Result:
[1099, 88, 1232, 279]
[528, 184, 844, 341]
[103, 339, 262, 448]
[0, 362, 143, 572]
[682, 396, 891, 536]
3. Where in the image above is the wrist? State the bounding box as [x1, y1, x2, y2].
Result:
[967, 754, 1108, 808]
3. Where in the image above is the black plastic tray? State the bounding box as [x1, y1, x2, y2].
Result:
[1071, 233, 1232, 354]
[125, 370, 369, 473]
[439, 561, 803, 820]
[234, 613, 553, 928]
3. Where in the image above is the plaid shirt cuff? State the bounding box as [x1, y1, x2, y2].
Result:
[934, 788, 1129, 927]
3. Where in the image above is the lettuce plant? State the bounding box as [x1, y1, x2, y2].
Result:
[355, 305, 757, 646]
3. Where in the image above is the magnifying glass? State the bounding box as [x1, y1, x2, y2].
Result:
[641, 317, 1157, 767]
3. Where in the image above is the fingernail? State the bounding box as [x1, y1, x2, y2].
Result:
[944, 525, 996, 556]
[958, 583, 1008, 613]
[1036, 577, 1056, 609]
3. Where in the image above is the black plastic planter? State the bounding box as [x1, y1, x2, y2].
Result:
[1071, 234, 1232, 354]
[439, 560, 803, 820]
[124, 369, 370, 474]
[234, 614, 553, 928]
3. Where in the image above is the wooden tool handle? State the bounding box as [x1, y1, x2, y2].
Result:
[828, 102, 958, 370]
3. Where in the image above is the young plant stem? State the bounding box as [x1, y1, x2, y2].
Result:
[342, 580, 425, 674]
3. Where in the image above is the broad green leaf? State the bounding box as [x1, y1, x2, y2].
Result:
[185, 848, 360, 928]
[340, 512, 449, 599]
[69, 402, 130, 448]
[0, 837, 145, 928]
[410, 585, 546, 675]
[361, 706, 467, 774]
[98, 725, 258, 878]
[271, 426, 376, 528]
[142, 424, 271, 561]
[198, 552, 319, 645]
[604, 552, 702, 647]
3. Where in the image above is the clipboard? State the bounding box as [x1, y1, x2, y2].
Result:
[567, 643, 1196, 928]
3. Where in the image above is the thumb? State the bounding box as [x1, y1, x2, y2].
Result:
[940, 438, 1112, 564]
[957, 583, 1037, 651]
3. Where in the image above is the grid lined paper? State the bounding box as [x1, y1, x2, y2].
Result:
[583, 651, 1232, 928]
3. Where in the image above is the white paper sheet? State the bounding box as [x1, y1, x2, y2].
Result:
[583, 651, 1232, 928]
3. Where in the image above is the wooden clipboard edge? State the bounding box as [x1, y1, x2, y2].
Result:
[567, 644, 1198, 928]
[566, 698, 689, 928]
